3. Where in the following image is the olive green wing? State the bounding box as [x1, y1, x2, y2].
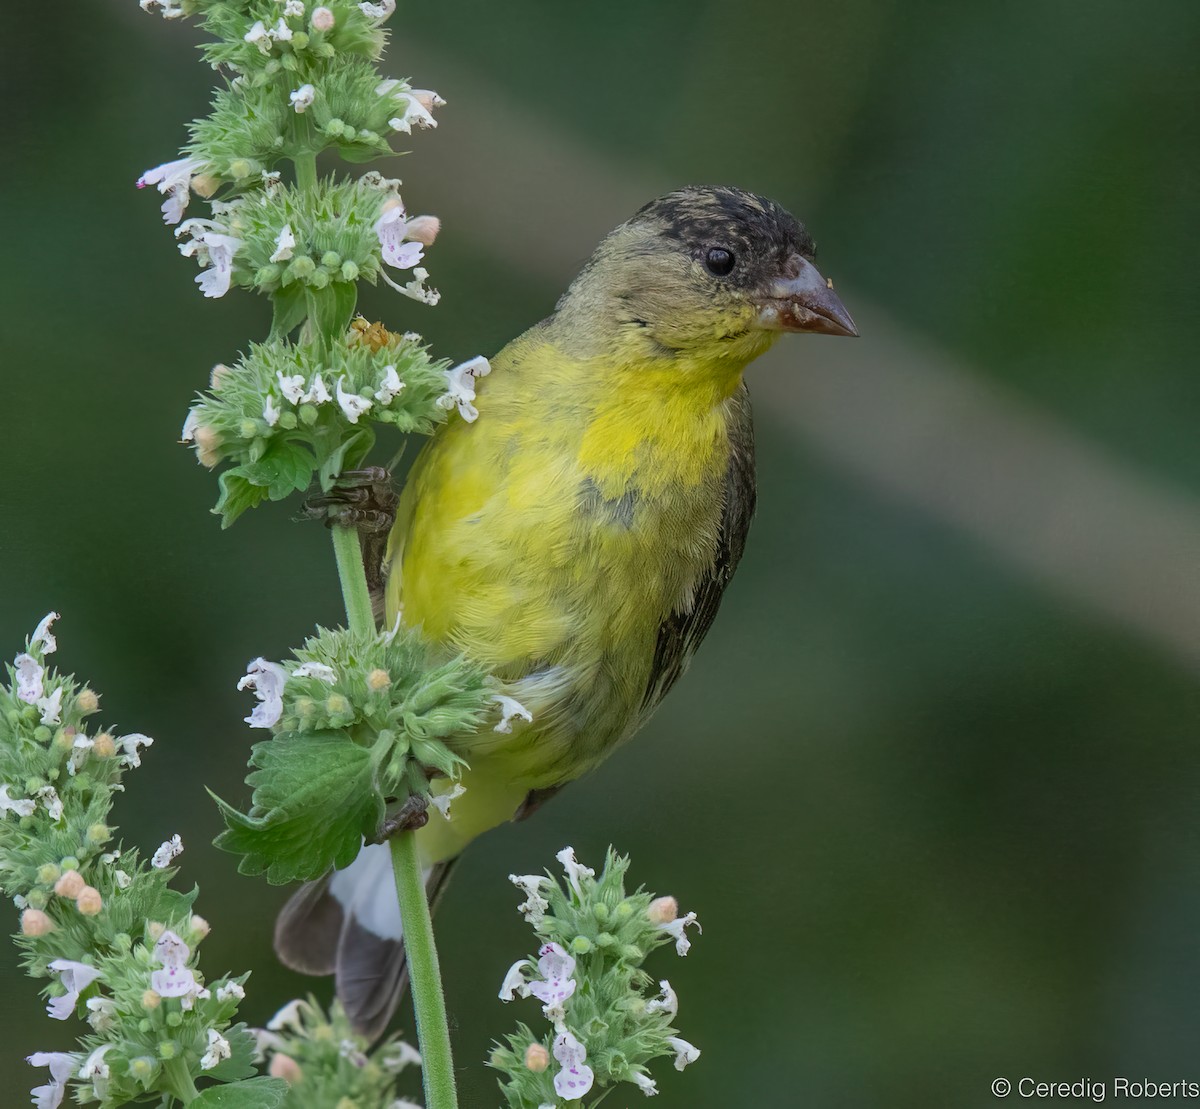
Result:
[641, 383, 756, 713]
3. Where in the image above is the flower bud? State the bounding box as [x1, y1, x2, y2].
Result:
[191, 915, 211, 939]
[55, 870, 85, 899]
[194, 424, 223, 468]
[310, 6, 334, 30]
[569, 936, 592, 955]
[367, 668, 392, 692]
[37, 863, 61, 885]
[166, 1012, 183, 1029]
[325, 694, 350, 716]
[647, 895, 678, 924]
[321, 251, 341, 268]
[147, 921, 166, 941]
[34, 725, 52, 743]
[524, 1042, 550, 1072]
[87, 823, 112, 845]
[279, 411, 298, 430]
[308, 268, 330, 290]
[614, 900, 634, 921]
[269, 1053, 304, 1083]
[159, 1038, 179, 1058]
[298, 404, 319, 426]
[142, 990, 162, 1009]
[76, 689, 100, 713]
[59, 855, 79, 871]
[229, 159, 253, 179]
[21, 909, 55, 936]
[130, 1056, 159, 1082]
[27, 889, 49, 910]
[210, 363, 232, 389]
[191, 174, 220, 198]
[76, 886, 103, 915]
[405, 214, 440, 246]
[340, 260, 360, 282]
[290, 30, 309, 49]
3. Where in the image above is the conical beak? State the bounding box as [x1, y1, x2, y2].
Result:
[759, 256, 859, 337]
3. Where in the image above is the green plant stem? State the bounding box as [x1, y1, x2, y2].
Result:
[391, 830, 458, 1109]
[329, 522, 458, 1108]
[162, 1056, 199, 1104]
[293, 149, 318, 193]
[330, 523, 376, 638]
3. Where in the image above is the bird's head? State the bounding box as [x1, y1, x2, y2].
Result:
[555, 185, 857, 367]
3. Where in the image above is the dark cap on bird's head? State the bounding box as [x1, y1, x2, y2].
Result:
[557, 185, 857, 359]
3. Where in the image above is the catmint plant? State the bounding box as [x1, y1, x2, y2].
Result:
[492, 848, 703, 1107]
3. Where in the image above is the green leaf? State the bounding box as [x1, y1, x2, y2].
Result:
[309, 281, 359, 344]
[202, 1024, 259, 1083]
[269, 285, 308, 340]
[213, 469, 269, 529]
[211, 731, 382, 884]
[240, 440, 315, 501]
[317, 426, 375, 490]
[191, 1077, 289, 1109]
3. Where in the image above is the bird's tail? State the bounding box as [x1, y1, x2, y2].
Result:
[274, 842, 457, 1041]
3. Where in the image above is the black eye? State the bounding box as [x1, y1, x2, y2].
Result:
[704, 247, 735, 276]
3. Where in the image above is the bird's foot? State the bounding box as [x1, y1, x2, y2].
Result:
[370, 794, 429, 842]
[298, 466, 398, 535]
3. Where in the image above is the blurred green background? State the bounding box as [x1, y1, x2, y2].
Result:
[3, 1, 1199, 1105]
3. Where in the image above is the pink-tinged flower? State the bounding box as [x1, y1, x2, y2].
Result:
[552, 1031, 594, 1100]
[527, 943, 577, 1020]
[237, 657, 287, 728]
[137, 157, 204, 225]
[13, 652, 44, 703]
[375, 203, 425, 271]
[27, 1051, 77, 1109]
[151, 930, 199, 998]
[46, 960, 101, 1021]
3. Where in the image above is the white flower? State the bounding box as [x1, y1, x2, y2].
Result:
[388, 95, 438, 135]
[509, 873, 550, 925]
[667, 1036, 701, 1070]
[79, 1044, 113, 1096]
[137, 156, 204, 225]
[68, 735, 96, 775]
[0, 785, 36, 819]
[283, 0, 306, 16]
[527, 942, 577, 1020]
[292, 661, 337, 683]
[631, 1071, 659, 1096]
[36, 686, 64, 726]
[374, 365, 405, 404]
[379, 1041, 422, 1073]
[176, 219, 241, 298]
[36, 787, 63, 822]
[14, 653, 44, 703]
[381, 265, 441, 305]
[310, 6, 335, 31]
[46, 960, 101, 1021]
[493, 694, 532, 734]
[238, 657, 287, 728]
[181, 409, 199, 443]
[201, 1028, 232, 1070]
[152, 834, 183, 869]
[552, 1030, 594, 1101]
[85, 997, 117, 1033]
[31, 612, 60, 654]
[301, 373, 332, 405]
[272, 16, 294, 40]
[556, 846, 595, 897]
[429, 783, 465, 821]
[118, 732, 154, 768]
[270, 223, 296, 262]
[27, 1051, 76, 1109]
[244, 19, 272, 51]
[267, 998, 313, 1033]
[436, 355, 491, 423]
[216, 981, 246, 1003]
[336, 376, 373, 423]
[375, 204, 425, 271]
[114, 870, 132, 889]
[498, 960, 530, 1002]
[359, 0, 395, 20]
[289, 84, 316, 113]
[645, 979, 678, 1019]
[658, 910, 702, 957]
[151, 930, 198, 998]
[263, 395, 281, 427]
[339, 1038, 369, 1067]
[277, 371, 306, 403]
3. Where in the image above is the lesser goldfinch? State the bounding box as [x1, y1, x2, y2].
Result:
[276, 186, 857, 1037]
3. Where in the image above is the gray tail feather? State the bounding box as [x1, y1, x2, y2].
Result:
[274, 857, 457, 1042]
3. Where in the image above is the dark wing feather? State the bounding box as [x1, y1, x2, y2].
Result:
[641, 383, 756, 712]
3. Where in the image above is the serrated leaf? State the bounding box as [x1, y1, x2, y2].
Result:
[211, 731, 382, 884]
[240, 440, 315, 501]
[192, 1077, 289, 1108]
[317, 427, 374, 490]
[203, 1024, 259, 1083]
[214, 469, 269, 529]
